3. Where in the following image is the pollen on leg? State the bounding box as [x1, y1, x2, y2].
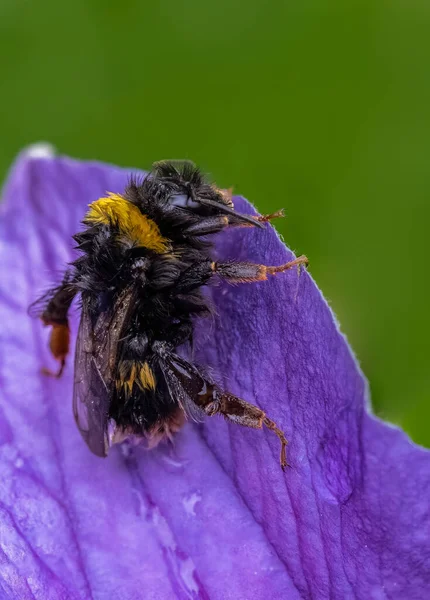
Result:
[41, 323, 70, 378]
[48, 323, 70, 361]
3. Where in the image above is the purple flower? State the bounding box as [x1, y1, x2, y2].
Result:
[0, 147, 429, 600]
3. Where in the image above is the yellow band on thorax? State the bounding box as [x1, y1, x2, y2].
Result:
[86, 192, 168, 253]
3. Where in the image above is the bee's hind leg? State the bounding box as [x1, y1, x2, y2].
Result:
[41, 358, 66, 379]
[32, 270, 77, 379]
[204, 391, 289, 470]
[157, 349, 289, 470]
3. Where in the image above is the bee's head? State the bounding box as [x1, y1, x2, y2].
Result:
[151, 160, 262, 227]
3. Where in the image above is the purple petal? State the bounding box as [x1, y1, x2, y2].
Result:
[0, 149, 428, 599]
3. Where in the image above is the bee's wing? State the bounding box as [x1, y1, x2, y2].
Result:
[73, 289, 134, 457]
[159, 352, 209, 422]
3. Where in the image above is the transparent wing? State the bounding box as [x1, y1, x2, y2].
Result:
[73, 289, 134, 456]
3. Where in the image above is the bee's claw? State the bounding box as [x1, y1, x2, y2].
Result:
[41, 360, 65, 379]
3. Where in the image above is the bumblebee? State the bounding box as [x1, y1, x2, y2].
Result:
[32, 161, 308, 468]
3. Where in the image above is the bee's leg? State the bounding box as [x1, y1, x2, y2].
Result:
[175, 255, 308, 297]
[203, 389, 288, 470]
[182, 210, 285, 237]
[252, 209, 285, 223]
[41, 357, 66, 379]
[228, 209, 285, 227]
[175, 260, 215, 293]
[42, 321, 71, 379]
[213, 255, 308, 283]
[155, 349, 288, 469]
[37, 271, 77, 378]
[183, 215, 230, 236]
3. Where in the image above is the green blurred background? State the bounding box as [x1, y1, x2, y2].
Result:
[1, 1, 429, 445]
